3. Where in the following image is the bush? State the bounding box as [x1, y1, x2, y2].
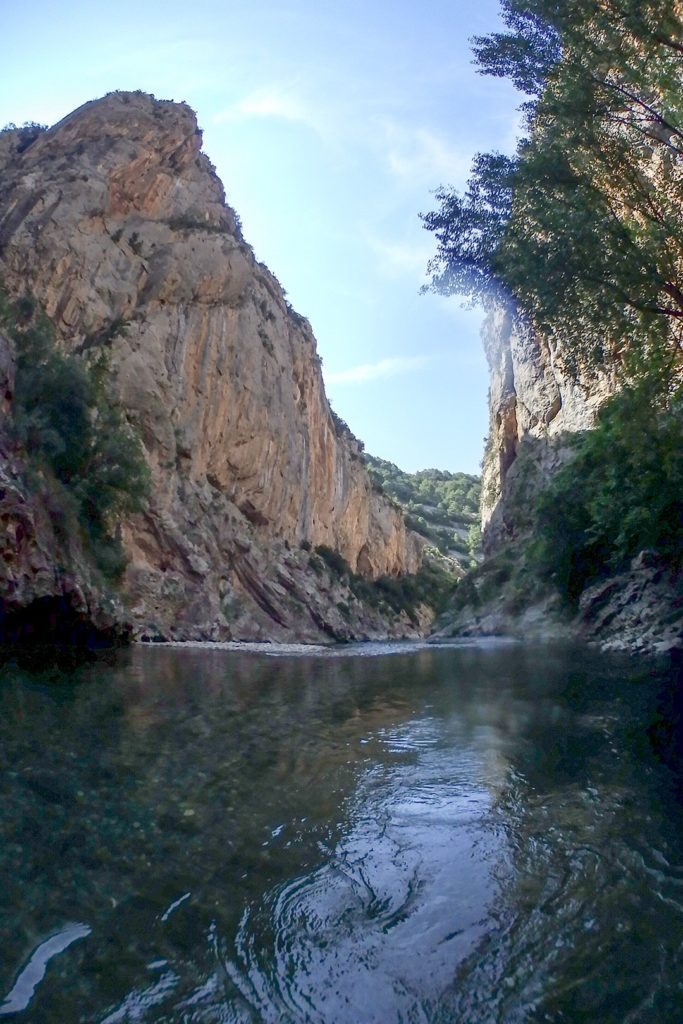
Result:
[1, 288, 150, 580]
[534, 373, 683, 601]
[330, 408, 364, 451]
[308, 553, 324, 576]
[1, 121, 47, 153]
[315, 544, 351, 577]
[167, 215, 227, 235]
[351, 558, 456, 623]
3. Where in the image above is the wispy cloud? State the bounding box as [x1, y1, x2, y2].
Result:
[382, 123, 471, 188]
[326, 355, 430, 385]
[366, 233, 433, 282]
[213, 87, 322, 135]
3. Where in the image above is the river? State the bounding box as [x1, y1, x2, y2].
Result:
[0, 640, 681, 1022]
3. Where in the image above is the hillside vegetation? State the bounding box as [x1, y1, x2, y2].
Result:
[364, 454, 481, 566]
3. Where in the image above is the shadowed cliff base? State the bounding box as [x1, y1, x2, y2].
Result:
[0, 595, 129, 650]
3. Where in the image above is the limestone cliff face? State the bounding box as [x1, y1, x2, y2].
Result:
[0, 92, 422, 641]
[480, 304, 611, 551]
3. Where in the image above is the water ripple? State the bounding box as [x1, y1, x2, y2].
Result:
[0, 923, 91, 1016]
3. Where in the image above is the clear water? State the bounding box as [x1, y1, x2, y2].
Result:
[0, 641, 681, 1023]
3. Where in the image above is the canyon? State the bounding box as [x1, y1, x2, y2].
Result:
[1, 91, 678, 656]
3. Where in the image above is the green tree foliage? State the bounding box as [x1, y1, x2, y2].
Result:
[534, 373, 683, 599]
[365, 455, 480, 516]
[0, 288, 150, 579]
[423, 0, 683, 371]
[364, 454, 481, 559]
[421, 153, 517, 308]
[470, 1, 561, 97]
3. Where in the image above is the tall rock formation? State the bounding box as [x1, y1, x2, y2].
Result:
[450, 305, 682, 657]
[480, 304, 610, 551]
[0, 91, 422, 642]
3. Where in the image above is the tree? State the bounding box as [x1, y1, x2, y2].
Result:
[422, 0, 683, 590]
[421, 152, 517, 308]
[422, 0, 683, 376]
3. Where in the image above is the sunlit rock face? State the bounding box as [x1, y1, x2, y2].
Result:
[0, 91, 422, 641]
[480, 304, 611, 552]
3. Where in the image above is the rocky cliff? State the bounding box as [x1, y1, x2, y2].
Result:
[440, 304, 682, 657]
[480, 304, 609, 551]
[0, 91, 423, 642]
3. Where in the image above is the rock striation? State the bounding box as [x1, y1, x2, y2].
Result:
[0, 91, 422, 642]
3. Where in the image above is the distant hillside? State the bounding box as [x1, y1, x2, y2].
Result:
[364, 455, 482, 567]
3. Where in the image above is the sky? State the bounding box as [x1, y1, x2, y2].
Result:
[2, 0, 521, 474]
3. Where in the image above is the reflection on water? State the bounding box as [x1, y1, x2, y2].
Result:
[0, 642, 681, 1022]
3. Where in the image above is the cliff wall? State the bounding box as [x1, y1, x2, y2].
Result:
[480, 304, 610, 552]
[0, 92, 422, 642]
[445, 305, 683, 657]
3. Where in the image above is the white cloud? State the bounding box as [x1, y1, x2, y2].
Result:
[382, 123, 471, 188]
[326, 355, 430, 385]
[366, 233, 433, 282]
[213, 88, 322, 134]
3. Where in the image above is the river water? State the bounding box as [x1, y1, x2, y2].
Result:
[0, 640, 681, 1023]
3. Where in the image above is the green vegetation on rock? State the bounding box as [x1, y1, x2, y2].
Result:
[364, 454, 481, 562]
[534, 376, 683, 602]
[312, 544, 456, 624]
[0, 287, 150, 580]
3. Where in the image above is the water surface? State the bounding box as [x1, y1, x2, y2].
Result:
[0, 641, 681, 1022]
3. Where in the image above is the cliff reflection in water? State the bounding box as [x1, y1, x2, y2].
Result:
[0, 642, 681, 1022]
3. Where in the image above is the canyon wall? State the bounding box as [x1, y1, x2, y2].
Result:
[0, 92, 422, 642]
[480, 304, 610, 551]
[448, 305, 683, 657]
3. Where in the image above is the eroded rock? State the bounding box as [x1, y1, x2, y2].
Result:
[0, 92, 423, 642]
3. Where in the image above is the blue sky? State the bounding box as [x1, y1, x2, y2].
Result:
[2, 1, 520, 474]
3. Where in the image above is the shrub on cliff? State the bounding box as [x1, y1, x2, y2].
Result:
[534, 374, 683, 600]
[1, 121, 47, 153]
[0, 288, 150, 579]
[315, 544, 352, 577]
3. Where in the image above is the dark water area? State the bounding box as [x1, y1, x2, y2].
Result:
[0, 640, 682, 1023]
